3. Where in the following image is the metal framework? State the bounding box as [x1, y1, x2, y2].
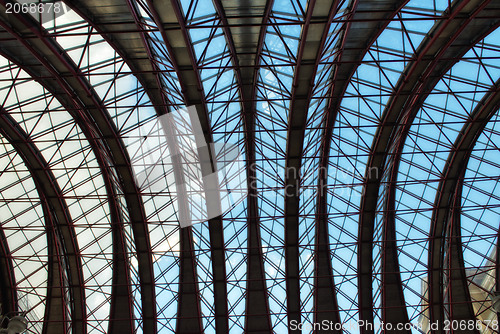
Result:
[0, 0, 499, 333]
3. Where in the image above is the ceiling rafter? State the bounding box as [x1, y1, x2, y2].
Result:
[143, 0, 232, 331]
[282, 0, 342, 329]
[212, 0, 275, 331]
[64, 2, 204, 331]
[446, 183, 477, 329]
[143, 1, 203, 331]
[359, 0, 500, 331]
[314, 0, 409, 330]
[311, 1, 350, 327]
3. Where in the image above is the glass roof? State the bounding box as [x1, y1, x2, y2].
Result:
[0, 0, 499, 333]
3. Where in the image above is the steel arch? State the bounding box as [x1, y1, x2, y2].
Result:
[0, 4, 154, 332]
[360, 0, 500, 331]
[0, 110, 84, 333]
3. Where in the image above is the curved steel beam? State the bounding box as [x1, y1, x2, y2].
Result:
[383, 2, 499, 331]
[0, 5, 154, 332]
[0, 130, 67, 331]
[108, 192, 134, 333]
[314, 0, 409, 329]
[446, 185, 477, 331]
[0, 136, 18, 317]
[140, 1, 203, 331]
[0, 200, 17, 317]
[144, 0, 232, 331]
[172, 1, 228, 329]
[311, 1, 363, 328]
[64, 2, 198, 332]
[0, 110, 84, 333]
[282, 0, 342, 330]
[0, 234, 15, 316]
[42, 201, 70, 334]
[360, 0, 500, 331]
[431, 78, 500, 327]
[212, 0, 274, 331]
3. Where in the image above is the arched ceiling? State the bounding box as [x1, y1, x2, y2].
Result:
[0, 0, 499, 333]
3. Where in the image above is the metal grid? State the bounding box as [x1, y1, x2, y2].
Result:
[0, 0, 498, 333]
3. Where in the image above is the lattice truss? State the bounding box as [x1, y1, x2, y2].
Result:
[0, 0, 498, 333]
